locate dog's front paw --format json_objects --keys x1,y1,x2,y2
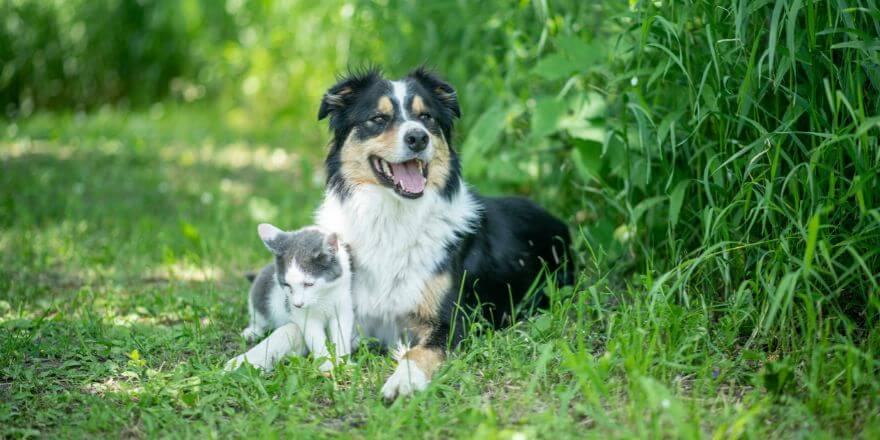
[
  {"x1": 224, "y1": 354, "x2": 267, "y2": 372},
  {"x1": 381, "y1": 359, "x2": 428, "y2": 402}
]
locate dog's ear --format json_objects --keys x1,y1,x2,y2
[
  {"x1": 258, "y1": 223, "x2": 286, "y2": 255},
  {"x1": 408, "y1": 66, "x2": 461, "y2": 119},
  {"x1": 318, "y1": 69, "x2": 383, "y2": 121}
]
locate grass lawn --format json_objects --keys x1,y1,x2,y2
[{"x1": 1, "y1": 109, "x2": 877, "y2": 438}]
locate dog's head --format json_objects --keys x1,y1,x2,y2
[{"x1": 318, "y1": 67, "x2": 461, "y2": 200}]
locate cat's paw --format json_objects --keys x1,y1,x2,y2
[
  {"x1": 318, "y1": 360, "x2": 335, "y2": 373},
  {"x1": 224, "y1": 354, "x2": 267, "y2": 372},
  {"x1": 240, "y1": 326, "x2": 263, "y2": 343}
]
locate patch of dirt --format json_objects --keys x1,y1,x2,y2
[{"x1": 316, "y1": 412, "x2": 367, "y2": 432}]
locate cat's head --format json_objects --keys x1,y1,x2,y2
[{"x1": 257, "y1": 223, "x2": 344, "y2": 308}]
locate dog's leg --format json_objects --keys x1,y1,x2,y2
[
  {"x1": 381, "y1": 340, "x2": 445, "y2": 402},
  {"x1": 381, "y1": 272, "x2": 453, "y2": 401}
]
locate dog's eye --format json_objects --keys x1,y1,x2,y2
[
  {"x1": 370, "y1": 115, "x2": 388, "y2": 124},
  {"x1": 419, "y1": 113, "x2": 434, "y2": 122}
]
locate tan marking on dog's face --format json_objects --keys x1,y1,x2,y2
[
  {"x1": 426, "y1": 136, "x2": 452, "y2": 190},
  {"x1": 377, "y1": 96, "x2": 393, "y2": 114},
  {"x1": 401, "y1": 346, "x2": 444, "y2": 378},
  {"x1": 416, "y1": 272, "x2": 451, "y2": 320},
  {"x1": 411, "y1": 95, "x2": 426, "y2": 116},
  {"x1": 339, "y1": 129, "x2": 398, "y2": 187}
]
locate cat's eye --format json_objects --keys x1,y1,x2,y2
[
  {"x1": 280, "y1": 282, "x2": 292, "y2": 291},
  {"x1": 303, "y1": 281, "x2": 314, "y2": 288}
]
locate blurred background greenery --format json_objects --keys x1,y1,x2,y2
[
  {"x1": 4, "y1": 0, "x2": 880, "y2": 334},
  {"x1": 4, "y1": 0, "x2": 880, "y2": 337},
  {"x1": 2, "y1": 0, "x2": 880, "y2": 434}
]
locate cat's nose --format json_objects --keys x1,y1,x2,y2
[{"x1": 292, "y1": 300, "x2": 304, "y2": 308}]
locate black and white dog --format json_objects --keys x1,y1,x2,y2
[{"x1": 314, "y1": 67, "x2": 572, "y2": 400}]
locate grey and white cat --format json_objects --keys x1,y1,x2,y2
[{"x1": 225, "y1": 223, "x2": 353, "y2": 372}]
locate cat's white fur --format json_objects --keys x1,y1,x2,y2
[{"x1": 225, "y1": 231, "x2": 353, "y2": 373}]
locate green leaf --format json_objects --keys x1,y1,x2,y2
[
  {"x1": 803, "y1": 211, "x2": 820, "y2": 273},
  {"x1": 533, "y1": 54, "x2": 578, "y2": 80},
  {"x1": 556, "y1": 36, "x2": 600, "y2": 67},
  {"x1": 831, "y1": 39, "x2": 880, "y2": 50},
  {"x1": 668, "y1": 180, "x2": 688, "y2": 227},
  {"x1": 181, "y1": 222, "x2": 201, "y2": 245},
  {"x1": 571, "y1": 139, "x2": 603, "y2": 182},
  {"x1": 762, "y1": 272, "x2": 798, "y2": 334},
  {"x1": 533, "y1": 37, "x2": 601, "y2": 80},
  {"x1": 530, "y1": 97, "x2": 566, "y2": 139},
  {"x1": 856, "y1": 115, "x2": 880, "y2": 135},
  {"x1": 533, "y1": 314, "x2": 553, "y2": 333},
  {"x1": 633, "y1": 196, "x2": 666, "y2": 224},
  {"x1": 462, "y1": 103, "x2": 514, "y2": 175},
  {"x1": 657, "y1": 108, "x2": 684, "y2": 147}
]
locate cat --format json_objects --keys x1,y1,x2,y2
[{"x1": 225, "y1": 223, "x2": 353, "y2": 372}]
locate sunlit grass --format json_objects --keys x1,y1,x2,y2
[
  {"x1": 2, "y1": 101, "x2": 878, "y2": 436},
  {"x1": 2, "y1": 0, "x2": 879, "y2": 437}
]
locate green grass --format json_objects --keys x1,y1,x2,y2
[
  {"x1": 3, "y1": 0, "x2": 880, "y2": 438},
  {"x1": 1, "y1": 108, "x2": 877, "y2": 438}
]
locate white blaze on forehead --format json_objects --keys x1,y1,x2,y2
[
  {"x1": 391, "y1": 80, "x2": 410, "y2": 120},
  {"x1": 283, "y1": 257, "x2": 312, "y2": 286},
  {"x1": 390, "y1": 80, "x2": 432, "y2": 154}
]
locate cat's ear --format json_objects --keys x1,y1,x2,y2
[
  {"x1": 324, "y1": 233, "x2": 339, "y2": 255},
  {"x1": 258, "y1": 223, "x2": 285, "y2": 254}
]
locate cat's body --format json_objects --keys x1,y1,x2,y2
[{"x1": 225, "y1": 224, "x2": 353, "y2": 372}]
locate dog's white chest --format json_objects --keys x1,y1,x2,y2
[{"x1": 316, "y1": 186, "x2": 477, "y2": 345}]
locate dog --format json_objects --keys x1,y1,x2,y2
[{"x1": 314, "y1": 67, "x2": 573, "y2": 400}]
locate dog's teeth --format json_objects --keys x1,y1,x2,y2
[
  {"x1": 382, "y1": 160, "x2": 393, "y2": 176},
  {"x1": 417, "y1": 161, "x2": 423, "y2": 174}
]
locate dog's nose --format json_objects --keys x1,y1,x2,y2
[{"x1": 404, "y1": 129, "x2": 429, "y2": 152}]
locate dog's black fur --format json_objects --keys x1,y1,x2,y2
[
  {"x1": 318, "y1": 67, "x2": 573, "y2": 349},
  {"x1": 232, "y1": 68, "x2": 574, "y2": 400}
]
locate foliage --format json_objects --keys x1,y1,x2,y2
[
  {"x1": 2, "y1": 0, "x2": 880, "y2": 437},
  {"x1": 0, "y1": 0, "x2": 194, "y2": 113}
]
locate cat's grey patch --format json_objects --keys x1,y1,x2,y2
[
  {"x1": 250, "y1": 263, "x2": 277, "y2": 320},
  {"x1": 268, "y1": 228, "x2": 343, "y2": 282},
  {"x1": 275, "y1": 254, "x2": 288, "y2": 287}
]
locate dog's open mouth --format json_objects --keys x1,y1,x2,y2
[{"x1": 370, "y1": 155, "x2": 428, "y2": 199}]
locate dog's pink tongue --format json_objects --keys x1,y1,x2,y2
[{"x1": 390, "y1": 160, "x2": 425, "y2": 194}]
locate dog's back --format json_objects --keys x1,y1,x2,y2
[{"x1": 456, "y1": 195, "x2": 573, "y2": 327}]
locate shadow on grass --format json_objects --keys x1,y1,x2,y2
[{"x1": 0, "y1": 139, "x2": 324, "y2": 303}]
